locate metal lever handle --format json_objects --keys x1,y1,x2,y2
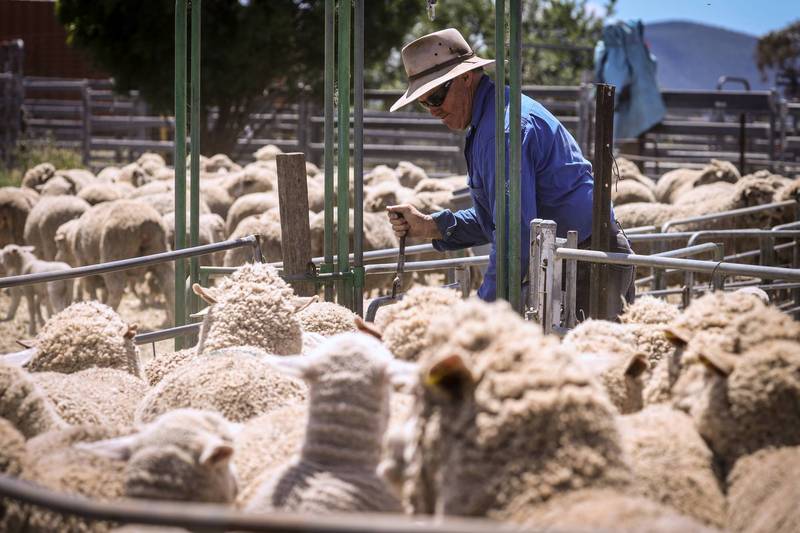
[{"x1": 391, "y1": 214, "x2": 407, "y2": 298}]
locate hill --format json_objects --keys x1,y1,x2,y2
[{"x1": 643, "y1": 20, "x2": 776, "y2": 91}]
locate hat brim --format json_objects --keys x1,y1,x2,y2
[{"x1": 389, "y1": 56, "x2": 495, "y2": 113}]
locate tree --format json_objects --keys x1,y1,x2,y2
[
  {"x1": 370, "y1": 0, "x2": 617, "y2": 90},
  {"x1": 757, "y1": 20, "x2": 800, "y2": 99},
  {"x1": 55, "y1": 0, "x2": 419, "y2": 154}
]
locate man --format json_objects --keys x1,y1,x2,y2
[{"x1": 386, "y1": 28, "x2": 634, "y2": 319}]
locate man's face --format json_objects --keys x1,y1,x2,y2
[{"x1": 419, "y1": 72, "x2": 475, "y2": 131}]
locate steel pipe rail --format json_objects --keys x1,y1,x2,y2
[
  {"x1": 628, "y1": 229, "x2": 800, "y2": 243},
  {"x1": 660, "y1": 200, "x2": 795, "y2": 233},
  {"x1": 0, "y1": 236, "x2": 262, "y2": 289},
  {"x1": 364, "y1": 255, "x2": 490, "y2": 275},
  {"x1": 554, "y1": 248, "x2": 800, "y2": 282},
  {"x1": 134, "y1": 323, "x2": 201, "y2": 345},
  {"x1": 0, "y1": 474, "x2": 527, "y2": 533},
  {"x1": 652, "y1": 242, "x2": 721, "y2": 258}
]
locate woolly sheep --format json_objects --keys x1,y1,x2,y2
[
  {"x1": 23, "y1": 194, "x2": 90, "y2": 261},
  {"x1": 77, "y1": 182, "x2": 128, "y2": 205},
  {"x1": 618, "y1": 405, "x2": 726, "y2": 527},
  {"x1": 0, "y1": 186, "x2": 38, "y2": 248},
  {"x1": 395, "y1": 161, "x2": 427, "y2": 188},
  {"x1": 572, "y1": 350, "x2": 648, "y2": 414},
  {"x1": 117, "y1": 162, "x2": 148, "y2": 187},
  {"x1": 204, "y1": 153, "x2": 242, "y2": 174},
  {"x1": 22, "y1": 300, "x2": 142, "y2": 377},
  {"x1": 0, "y1": 418, "x2": 26, "y2": 531},
  {"x1": 225, "y1": 191, "x2": 279, "y2": 234},
  {"x1": 374, "y1": 286, "x2": 462, "y2": 362},
  {"x1": 612, "y1": 179, "x2": 656, "y2": 205},
  {"x1": 296, "y1": 301, "x2": 356, "y2": 337},
  {"x1": 72, "y1": 200, "x2": 175, "y2": 320},
  {"x1": 364, "y1": 181, "x2": 415, "y2": 212},
  {"x1": 128, "y1": 180, "x2": 173, "y2": 198},
  {"x1": 41, "y1": 169, "x2": 95, "y2": 196},
  {"x1": 0, "y1": 244, "x2": 73, "y2": 334},
  {"x1": 218, "y1": 167, "x2": 275, "y2": 200},
  {"x1": 364, "y1": 164, "x2": 400, "y2": 187},
  {"x1": 0, "y1": 362, "x2": 68, "y2": 439},
  {"x1": 400, "y1": 298, "x2": 638, "y2": 522},
  {"x1": 242, "y1": 333, "x2": 410, "y2": 514},
  {"x1": 96, "y1": 166, "x2": 121, "y2": 182},
  {"x1": 33, "y1": 368, "x2": 148, "y2": 427},
  {"x1": 162, "y1": 212, "x2": 226, "y2": 266},
  {"x1": 673, "y1": 181, "x2": 734, "y2": 205},
  {"x1": 136, "y1": 152, "x2": 166, "y2": 169},
  {"x1": 619, "y1": 295, "x2": 680, "y2": 325},
  {"x1": 726, "y1": 445, "x2": 800, "y2": 533},
  {"x1": 133, "y1": 191, "x2": 211, "y2": 216},
  {"x1": 223, "y1": 208, "x2": 284, "y2": 266},
  {"x1": 655, "y1": 159, "x2": 739, "y2": 204},
  {"x1": 254, "y1": 144, "x2": 283, "y2": 162},
  {"x1": 193, "y1": 262, "x2": 311, "y2": 355},
  {"x1": 309, "y1": 209, "x2": 398, "y2": 258},
  {"x1": 672, "y1": 337, "x2": 800, "y2": 469},
  {"x1": 134, "y1": 349, "x2": 307, "y2": 424},
  {"x1": 142, "y1": 348, "x2": 196, "y2": 387},
  {"x1": 21, "y1": 163, "x2": 56, "y2": 192}
]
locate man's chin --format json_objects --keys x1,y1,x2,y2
[{"x1": 442, "y1": 117, "x2": 467, "y2": 131}]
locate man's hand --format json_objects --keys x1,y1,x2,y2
[{"x1": 386, "y1": 204, "x2": 442, "y2": 240}]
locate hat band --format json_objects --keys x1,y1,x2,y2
[{"x1": 407, "y1": 51, "x2": 475, "y2": 82}]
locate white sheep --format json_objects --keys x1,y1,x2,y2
[
  {"x1": 296, "y1": 301, "x2": 357, "y2": 337},
  {"x1": 0, "y1": 244, "x2": 73, "y2": 335},
  {"x1": 241, "y1": 332, "x2": 411, "y2": 514},
  {"x1": 162, "y1": 212, "x2": 226, "y2": 266},
  {"x1": 225, "y1": 191, "x2": 279, "y2": 235},
  {"x1": 395, "y1": 161, "x2": 427, "y2": 188},
  {"x1": 142, "y1": 348, "x2": 197, "y2": 386},
  {"x1": 619, "y1": 296, "x2": 680, "y2": 325},
  {"x1": 21, "y1": 163, "x2": 58, "y2": 192},
  {"x1": 0, "y1": 362, "x2": 68, "y2": 439},
  {"x1": 0, "y1": 186, "x2": 38, "y2": 248},
  {"x1": 254, "y1": 144, "x2": 283, "y2": 162},
  {"x1": 0, "y1": 417, "x2": 27, "y2": 531},
  {"x1": 23, "y1": 195, "x2": 90, "y2": 261},
  {"x1": 223, "y1": 209, "x2": 284, "y2": 266},
  {"x1": 612, "y1": 179, "x2": 656, "y2": 205},
  {"x1": 77, "y1": 182, "x2": 131, "y2": 205}
]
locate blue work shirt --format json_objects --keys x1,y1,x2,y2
[{"x1": 431, "y1": 75, "x2": 595, "y2": 301}]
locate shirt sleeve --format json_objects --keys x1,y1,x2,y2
[{"x1": 430, "y1": 208, "x2": 490, "y2": 251}]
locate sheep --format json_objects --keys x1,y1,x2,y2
[
  {"x1": 96, "y1": 166, "x2": 121, "y2": 182},
  {"x1": 364, "y1": 164, "x2": 400, "y2": 187},
  {"x1": 134, "y1": 349, "x2": 307, "y2": 424},
  {"x1": 242, "y1": 332, "x2": 409, "y2": 514},
  {"x1": 162, "y1": 212, "x2": 226, "y2": 266},
  {"x1": 296, "y1": 301, "x2": 357, "y2": 337},
  {"x1": 726, "y1": 445, "x2": 800, "y2": 533},
  {"x1": 619, "y1": 295, "x2": 680, "y2": 325},
  {"x1": 41, "y1": 169, "x2": 95, "y2": 196},
  {"x1": 77, "y1": 182, "x2": 129, "y2": 205},
  {"x1": 194, "y1": 183, "x2": 233, "y2": 219},
  {"x1": 618, "y1": 404, "x2": 726, "y2": 528},
  {"x1": 0, "y1": 417, "x2": 27, "y2": 531},
  {"x1": 136, "y1": 152, "x2": 166, "y2": 170},
  {"x1": 142, "y1": 348, "x2": 197, "y2": 387},
  {"x1": 71, "y1": 200, "x2": 175, "y2": 320},
  {"x1": 223, "y1": 209, "x2": 284, "y2": 266},
  {"x1": 0, "y1": 186, "x2": 38, "y2": 248},
  {"x1": 0, "y1": 244, "x2": 73, "y2": 335},
  {"x1": 395, "y1": 161, "x2": 427, "y2": 188},
  {"x1": 364, "y1": 181, "x2": 415, "y2": 213},
  {"x1": 128, "y1": 180, "x2": 173, "y2": 199},
  {"x1": 23, "y1": 194, "x2": 90, "y2": 261},
  {"x1": 33, "y1": 368, "x2": 148, "y2": 427},
  {"x1": 133, "y1": 192, "x2": 211, "y2": 216},
  {"x1": 0, "y1": 362, "x2": 68, "y2": 439},
  {"x1": 20, "y1": 300, "x2": 142, "y2": 377},
  {"x1": 309, "y1": 209, "x2": 398, "y2": 258},
  {"x1": 612, "y1": 179, "x2": 656, "y2": 205},
  {"x1": 21, "y1": 163, "x2": 56, "y2": 192},
  {"x1": 374, "y1": 286, "x2": 462, "y2": 362},
  {"x1": 254, "y1": 144, "x2": 282, "y2": 162},
  {"x1": 192, "y1": 262, "x2": 312, "y2": 355},
  {"x1": 573, "y1": 350, "x2": 648, "y2": 414},
  {"x1": 655, "y1": 159, "x2": 740, "y2": 204},
  {"x1": 673, "y1": 181, "x2": 734, "y2": 205},
  {"x1": 398, "y1": 298, "x2": 707, "y2": 528},
  {"x1": 117, "y1": 162, "x2": 148, "y2": 187},
  {"x1": 225, "y1": 191, "x2": 279, "y2": 234},
  {"x1": 204, "y1": 153, "x2": 242, "y2": 173}
]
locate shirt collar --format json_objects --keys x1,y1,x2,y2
[{"x1": 469, "y1": 74, "x2": 494, "y2": 131}]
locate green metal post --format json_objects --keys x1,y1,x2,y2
[
  {"x1": 323, "y1": 0, "x2": 335, "y2": 302},
  {"x1": 508, "y1": 0, "x2": 522, "y2": 312},
  {"x1": 174, "y1": 0, "x2": 187, "y2": 349},
  {"x1": 189, "y1": 0, "x2": 201, "y2": 319},
  {"x1": 494, "y1": 0, "x2": 507, "y2": 302},
  {"x1": 353, "y1": 0, "x2": 364, "y2": 315},
  {"x1": 336, "y1": 0, "x2": 351, "y2": 308}
]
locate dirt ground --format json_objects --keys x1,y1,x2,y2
[{"x1": 0, "y1": 289, "x2": 175, "y2": 361}]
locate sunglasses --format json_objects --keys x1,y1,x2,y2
[{"x1": 419, "y1": 79, "x2": 454, "y2": 109}]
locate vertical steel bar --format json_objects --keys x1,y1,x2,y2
[
  {"x1": 323, "y1": 0, "x2": 335, "y2": 302},
  {"x1": 527, "y1": 218, "x2": 542, "y2": 320},
  {"x1": 173, "y1": 0, "x2": 187, "y2": 348},
  {"x1": 539, "y1": 221, "x2": 557, "y2": 334},
  {"x1": 508, "y1": 0, "x2": 522, "y2": 312},
  {"x1": 564, "y1": 230, "x2": 578, "y2": 328},
  {"x1": 712, "y1": 242, "x2": 725, "y2": 291},
  {"x1": 494, "y1": 0, "x2": 507, "y2": 302},
  {"x1": 353, "y1": 0, "x2": 364, "y2": 316},
  {"x1": 189, "y1": 0, "x2": 201, "y2": 319},
  {"x1": 794, "y1": 196, "x2": 800, "y2": 307},
  {"x1": 336, "y1": 0, "x2": 351, "y2": 308},
  {"x1": 589, "y1": 84, "x2": 615, "y2": 320}
]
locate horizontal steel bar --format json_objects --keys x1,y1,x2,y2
[
  {"x1": 134, "y1": 323, "x2": 201, "y2": 345},
  {"x1": 623, "y1": 225, "x2": 657, "y2": 235},
  {"x1": 653, "y1": 243, "x2": 720, "y2": 258},
  {"x1": 554, "y1": 248, "x2": 800, "y2": 281},
  {"x1": 0, "y1": 474, "x2": 525, "y2": 533},
  {"x1": 364, "y1": 255, "x2": 490, "y2": 275},
  {"x1": 0, "y1": 236, "x2": 259, "y2": 289},
  {"x1": 662, "y1": 201, "x2": 795, "y2": 232},
  {"x1": 628, "y1": 229, "x2": 800, "y2": 243}
]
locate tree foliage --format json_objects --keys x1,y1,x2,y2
[
  {"x1": 55, "y1": 0, "x2": 418, "y2": 153},
  {"x1": 757, "y1": 20, "x2": 800, "y2": 99}
]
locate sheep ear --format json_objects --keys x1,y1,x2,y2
[
  {"x1": 625, "y1": 353, "x2": 648, "y2": 378},
  {"x1": 1, "y1": 347, "x2": 37, "y2": 367},
  {"x1": 75, "y1": 434, "x2": 138, "y2": 460},
  {"x1": 22, "y1": 246, "x2": 35, "y2": 253},
  {"x1": 189, "y1": 307, "x2": 211, "y2": 319},
  {"x1": 291, "y1": 295, "x2": 318, "y2": 314},
  {"x1": 387, "y1": 358, "x2": 418, "y2": 390},
  {"x1": 354, "y1": 316, "x2": 382, "y2": 340},
  {"x1": 260, "y1": 354, "x2": 312, "y2": 379},
  {"x1": 123, "y1": 323, "x2": 138, "y2": 340},
  {"x1": 200, "y1": 441, "x2": 234, "y2": 466},
  {"x1": 16, "y1": 338, "x2": 36, "y2": 349},
  {"x1": 699, "y1": 350, "x2": 736, "y2": 377},
  {"x1": 424, "y1": 354, "x2": 473, "y2": 400},
  {"x1": 665, "y1": 325, "x2": 691, "y2": 345},
  {"x1": 192, "y1": 283, "x2": 218, "y2": 305}
]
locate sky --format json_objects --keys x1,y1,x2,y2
[{"x1": 590, "y1": 0, "x2": 799, "y2": 36}]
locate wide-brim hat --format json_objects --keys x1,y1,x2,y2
[{"x1": 390, "y1": 28, "x2": 495, "y2": 113}]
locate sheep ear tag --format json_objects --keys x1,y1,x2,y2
[
  {"x1": 425, "y1": 354, "x2": 473, "y2": 400},
  {"x1": 192, "y1": 283, "x2": 218, "y2": 305},
  {"x1": 200, "y1": 441, "x2": 234, "y2": 466},
  {"x1": 190, "y1": 307, "x2": 211, "y2": 319},
  {"x1": 355, "y1": 316, "x2": 383, "y2": 340},
  {"x1": 74, "y1": 434, "x2": 138, "y2": 460},
  {"x1": 1, "y1": 347, "x2": 37, "y2": 367}
]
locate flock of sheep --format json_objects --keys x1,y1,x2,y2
[
  {"x1": 0, "y1": 260, "x2": 798, "y2": 532},
  {"x1": 0, "y1": 146, "x2": 465, "y2": 337}
]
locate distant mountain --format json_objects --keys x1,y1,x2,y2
[{"x1": 643, "y1": 20, "x2": 776, "y2": 91}]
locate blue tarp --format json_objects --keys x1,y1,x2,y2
[{"x1": 594, "y1": 20, "x2": 666, "y2": 140}]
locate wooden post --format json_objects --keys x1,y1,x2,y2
[
  {"x1": 589, "y1": 84, "x2": 615, "y2": 320},
  {"x1": 277, "y1": 152, "x2": 315, "y2": 297}
]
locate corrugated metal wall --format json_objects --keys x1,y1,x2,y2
[{"x1": 0, "y1": 0, "x2": 107, "y2": 78}]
